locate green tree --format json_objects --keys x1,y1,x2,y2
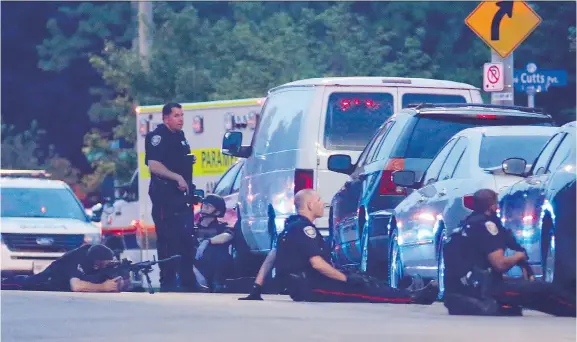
[{"x1": 1, "y1": 121, "x2": 56, "y2": 170}]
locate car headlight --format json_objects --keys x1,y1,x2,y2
[{"x1": 84, "y1": 233, "x2": 102, "y2": 245}]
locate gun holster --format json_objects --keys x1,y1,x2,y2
[
  {"x1": 464, "y1": 267, "x2": 494, "y2": 299},
  {"x1": 287, "y1": 272, "x2": 312, "y2": 301}
]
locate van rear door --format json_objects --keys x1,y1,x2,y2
[{"x1": 316, "y1": 86, "x2": 399, "y2": 231}]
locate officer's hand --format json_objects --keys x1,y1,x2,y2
[
  {"x1": 195, "y1": 240, "x2": 210, "y2": 260},
  {"x1": 176, "y1": 175, "x2": 189, "y2": 192},
  {"x1": 346, "y1": 273, "x2": 367, "y2": 287},
  {"x1": 238, "y1": 284, "x2": 263, "y2": 301},
  {"x1": 521, "y1": 267, "x2": 535, "y2": 281},
  {"x1": 103, "y1": 277, "x2": 122, "y2": 292}
]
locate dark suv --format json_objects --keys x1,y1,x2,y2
[{"x1": 327, "y1": 103, "x2": 555, "y2": 278}]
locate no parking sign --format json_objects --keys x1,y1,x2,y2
[{"x1": 483, "y1": 62, "x2": 504, "y2": 92}]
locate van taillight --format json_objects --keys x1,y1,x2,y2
[
  {"x1": 378, "y1": 158, "x2": 406, "y2": 196},
  {"x1": 294, "y1": 169, "x2": 314, "y2": 195},
  {"x1": 463, "y1": 195, "x2": 475, "y2": 210}
]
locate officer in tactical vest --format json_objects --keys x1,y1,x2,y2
[
  {"x1": 443, "y1": 189, "x2": 576, "y2": 317},
  {"x1": 194, "y1": 194, "x2": 235, "y2": 293},
  {"x1": 239, "y1": 189, "x2": 439, "y2": 304}
]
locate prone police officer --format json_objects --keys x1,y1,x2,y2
[
  {"x1": 443, "y1": 189, "x2": 576, "y2": 317},
  {"x1": 145, "y1": 102, "x2": 197, "y2": 292},
  {"x1": 239, "y1": 189, "x2": 439, "y2": 304},
  {"x1": 193, "y1": 194, "x2": 235, "y2": 293},
  {"x1": 1, "y1": 244, "x2": 127, "y2": 293}
]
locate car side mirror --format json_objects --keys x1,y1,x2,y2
[
  {"x1": 502, "y1": 158, "x2": 527, "y2": 177},
  {"x1": 392, "y1": 170, "x2": 419, "y2": 189},
  {"x1": 222, "y1": 131, "x2": 251, "y2": 158},
  {"x1": 327, "y1": 154, "x2": 354, "y2": 175},
  {"x1": 90, "y1": 203, "x2": 103, "y2": 222}
]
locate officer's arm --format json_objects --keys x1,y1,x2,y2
[
  {"x1": 255, "y1": 248, "x2": 277, "y2": 286},
  {"x1": 209, "y1": 229, "x2": 235, "y2": 245},
  {"x1": 69, "y1": 278, "x2": 120, "y2": 293},
  {"x1": 148, "y1": 160, "x2": 183, "y2": 182},
  {"x1": 487, "y1": 249, "x2": 527, "y2": 273},
  {"x1": 309, "y1": 256, "x2": 347, "y2": 282}
]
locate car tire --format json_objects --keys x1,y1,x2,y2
[
  {"x1": 541, "y1": 216, "x2": 560, "y2": 286},
  {"x1": 436, "y1": 227, "x2": 447, "y2": 301},
  {"x1": 360, "y1": 221, "x2": 388, "y2": 280},
  {"x1": 388, "y1": 228, "x2": 404, "y2": 288}
]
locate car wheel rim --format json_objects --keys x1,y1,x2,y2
[
  {"x1": 545, "y1": 236, "x2": 555, "y2": 283},
  {"x1": 438, "y1": 241, "x2": 445, "y2": 299},
  {"x1": 389, "y1": 236, "x2": 401, "y2": 288}
]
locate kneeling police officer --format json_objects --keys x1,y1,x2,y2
[
  {"x1": 1, "y1": 244, "x2": 128, "y2": 293},
  {"x1": 443, "y1": 189, "x2": 576, "y2": 317},
  {"x1": 194, "y1": 194, "x2": 234, "y2": 293},
  {"x1": 240, "y1": 189, "x2": 438, "y2": 304}
]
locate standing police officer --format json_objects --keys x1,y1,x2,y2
[
  {"x1": 145, "y1": 102, "x2": 197, "y2": 292},
  {"x1": 239, "y1": 189, "x2": 438, "y2": 304},
  {"x1": 443, "y1": 189, "x2": 576, "y2": 317},
  {"x1": 194, "y1": 194, "x2": 235, "y2": 293}
]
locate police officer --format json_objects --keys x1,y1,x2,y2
[
  {"x1": 1, "y1": 244, "x2": 126, "y2": 292},
  {"x1": 145, "y1": 102, "x2": 197, "y2": 292},
  {"x1": 193, "y1": 194, "x2": 235, "y2": 293},
  {"x1": 239, "y1": 189, "x2": 439, "y2": 304},
  {"x1": 443, "y1": 189, "x2": 576, "y2": 317}
]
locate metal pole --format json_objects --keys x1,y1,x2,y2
[
  {"x1": 527, "y1": 86, "x2": 536, "y2": 108},
  {"x1": 138, "y1": 1, "x2": 153, "y2": 69},
  {"x1": 490, "y1": 50, "x2": 514, "y2": 105}
]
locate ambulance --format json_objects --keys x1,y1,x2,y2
[{"x1": 132, "y1": 98, "x2": 264, "y2": 262}]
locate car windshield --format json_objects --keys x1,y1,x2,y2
[
  {"x1": 324, "y1": 92, "x2": 395, "y2": 151},
  {"x1": 479, "y1": 135, "x2": 552, "y2": 169},
  {"x1": 1, "y1": 187, "x2": 88, "y2": 221}
]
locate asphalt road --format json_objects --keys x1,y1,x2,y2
[{"x1": 2, "y1": 291, "x2": 575, "y2": 342}]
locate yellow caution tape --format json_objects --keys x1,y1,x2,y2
[{"x1": 138, "y1": 148, "x2": 237, "y2": 179}]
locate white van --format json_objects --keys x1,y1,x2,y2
[{"x1": 222, "y1": 77, "x2": 483, "y2": 259}]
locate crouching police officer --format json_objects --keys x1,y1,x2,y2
[
  {"x1": 443, "y1": 189, "x2": 576, "y2": 317},
  {"x1": 145, "y1": 102, "x2": 198, "y2": 292},
  {"x1": 239, "y1": 189, "x2": 438, "y2": 304},
  {"x1": 1, "y1": 244, "x2": 128, "y2": 292},
  {"x1": 194, "y1": 194, "x2": 234, "y2": 293}
]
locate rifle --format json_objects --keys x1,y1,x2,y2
[{"x1": 87, "y1": 255, "x2": 182, "y2": 294}]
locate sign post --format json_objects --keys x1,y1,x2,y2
[{"x1": 465, "y1": 1, "x2": 542, "y2": 106}]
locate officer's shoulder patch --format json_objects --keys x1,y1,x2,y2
[
  {"x1": 485, "y1": 221, "x2": 498, "y2": 236},
  {"x1": 303, "y1": 226, "x2": 317, "y2": 238},
  {"x1": 151, "y1": 135, "x2": 162, "y2": 146}
]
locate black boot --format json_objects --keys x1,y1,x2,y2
[{"x1": 409, "y1": 280, "x2": 439, "y2": 305}]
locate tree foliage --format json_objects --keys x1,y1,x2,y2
[{"x1": 34, "y1": 1, "x2": 576, "y2": 194}]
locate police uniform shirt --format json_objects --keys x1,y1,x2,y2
[
  {"x1": 196, "y1": 220, "x2": 235, "y2": 253},
  {"x1": 145, "y1": 124, "x2": 191, "y2": 182},
  {"x1": 44, "y1": 245, "x2": 96, "y2": 291},
  {"x1": 275, "y1": 215, "x2": 328, "y2": 279},
  {"x1": 465, "y1": 212, "x2": 508, "y2": 278}
]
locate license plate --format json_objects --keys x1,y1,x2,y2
[{"x1": 32, "y1": 260, "x2": 51, "y2": 274}]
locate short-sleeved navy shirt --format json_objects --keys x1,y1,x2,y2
[
  {"x1": 42, "y1": 245, "x2": 93, "y2": 291},
  {"x1": 274, "y1": 215, "x2": 328, "y2": 280},
  {"x1": 465, "y1": 212, "x2": 508, "y2": 279},
  {"x1": 145, "y1": 124, "x2": 191, "y2": 185}
]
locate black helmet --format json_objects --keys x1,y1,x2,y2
[{"x1": 202, "y1": 194, "x2": 226, "y2": 218}]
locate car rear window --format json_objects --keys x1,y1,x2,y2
[
  {"x1": 402, "y1": 93, "x2": 467, "y2": 108},
  {"x1": 324, "y1": 92, "x2": 394, "y2": 151},
  {"x1": 479, "y1": 135, "x2": 552, "y2": 169},
  {"x1": 400, "y1": 116, "x2": 553, "y2": 159},
  {"x1": 0, "y1": 188, "x2": 87, "y2": 221}
]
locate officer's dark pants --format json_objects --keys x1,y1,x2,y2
[
  {"x1": 290, "y1": 275, "x2": 413, "y2": 303},
  {"x1": 491, "y1": 279, "x2": 576, "y2": 317},
  {"x1": 195, "y1": 245, "x2": 233, "y2": 286},
  {"x1": 445, "y1": 280, "x2": 576, "y2": 317},
  {"x1": 1, "y1": 274, "x2": 54, "y2": 291},
  {"x1": 151, "y1": 205, "x2": 196, "y2": 290}
]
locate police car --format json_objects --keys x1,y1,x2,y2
[{"x1": 1, "y1": 177, "x2": 102, "y2": 275}]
